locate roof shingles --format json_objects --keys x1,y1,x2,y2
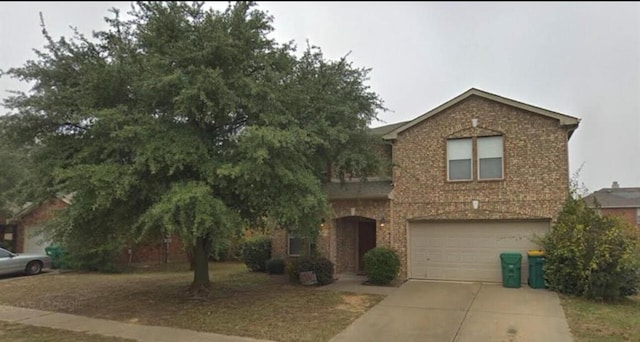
[{"x1": 583, "y1": 188, "x2": 640, "y2": 208}]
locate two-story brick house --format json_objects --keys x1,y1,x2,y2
[{"x1": 272, "y1": 88, "x2": 580, "y2": 283}]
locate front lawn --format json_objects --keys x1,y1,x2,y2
[
  {"x1": 0, "y1": 262, "x2": 383, "y2": 342},
  {"x1": 561, "y1": 295, "x2": 640, "y2": 341}
]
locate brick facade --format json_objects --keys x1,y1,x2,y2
[
  {"x1": 601, "y1": 208, "x2": 639, "y2": 228},
  {"x1": 271, "y1": 229, "x2": 288, "y2": 258},
  {"x1": 328, "y1": 199, "x2": 391, "y2": 269},
  {"x1": 271, "y1": 91, "x2": 576, "y2": 280},
  {"x1": 389, "y1": 95, "x2": 572, "y2": 278},
  {"x1": 119, "y1": 234, "x2": 187, "y2": 266},
  {"x1": 271, "y1": 198, "x2": 390, "y2": 274}
]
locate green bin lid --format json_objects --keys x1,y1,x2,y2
[{"x1": 500, "y1": 252, "x2": 522, "y2": 262}]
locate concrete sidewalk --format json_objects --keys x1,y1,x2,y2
[{"x1": 0, "y1": 305, "x2": 271, "y2": 342}]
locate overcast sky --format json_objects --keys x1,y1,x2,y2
[{"x1": 1, "y1": 2, "x2": 639, "y2": 192}]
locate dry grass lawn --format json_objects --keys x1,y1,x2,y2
[
  {"x1": 0, "y1": 262, "x2": 383, "y2": 342},
  {"x1": 561, "y1": 295, "x2": 640, "y2": 342}
]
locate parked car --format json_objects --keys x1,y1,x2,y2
[{"x1": 0, "y1": 247, "x2": 51, "y2": 276}]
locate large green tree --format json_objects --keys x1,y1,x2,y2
[
  {"x1": 1, "y1": 2, "x2": 383, "y2": 291},
  {"x1": 0, "y1": 140, "x2": 27, "y2": 217},
  {"x1": 0, "y1": 116, "x2": 41, "y2": 217}
]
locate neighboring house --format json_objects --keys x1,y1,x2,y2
[
  {"x1": 10, "y1": 196, "x2": 186, "y2": 265},
  {"x1": 583, "y1": 182, "x2": 640, "y2": 228},
  {"x1": 272, "y1": 88, "x2": 580, "y2": 283},
  {"x1": 0, "y1": 213, "x2": 17, "y2": 252},
  {"x1": 13, "y1": 197, "x2": 69, "y2": 255}
]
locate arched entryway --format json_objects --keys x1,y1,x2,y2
[{"x1": 334, "y1": 216, "x2": 377, "y2": 274}]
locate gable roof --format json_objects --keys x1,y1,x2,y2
[
  {"x1": 324, "y1": 180, "x2": 393, "y2": 200},
  {"x1": 583, "y1": 187, "x2": 640, "y2": 208},
  {"x1": 370, "y1": 121, "x2": 410, "y2": 136},
  {"x1": 382, "y1": 88, "x2": 581, "y2": 140},
  {"x1": 10, "y1": 194, "x2": 73, "y2": 221}
]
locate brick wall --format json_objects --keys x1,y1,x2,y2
[
  {"x1": 270, "y1": 198, "x2": 390, "y2": 274},
  {"x1": 335, "y1": 217, "x2": 357, "y2": 273},
  {"x1": 390, "y1": 95, "x2": 572, "y2": 279},
  {"x1": 601, "y1": 208, "x2": 639, "y2": 228},
  {"x1": 119, "y1": 234, "x2": 187, "y2": 266},
  {"x1": 327, "y1": 199, "x2": 390, "y2": 273},
  {"x1": 271, "y1": 229, "x2": 288, "y2": 259}
]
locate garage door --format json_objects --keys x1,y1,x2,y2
[
  {"x1": 409, "y1": 221, "x2": 549, "y2": 282},
  {"x1": 24, "y1": 225, "x2": 50, "y2": 255}
]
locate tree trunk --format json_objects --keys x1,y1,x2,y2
[
  {"x1": 186, "y1": 249, "x2": 195, "y2": 270},
  {"x1": 189, "y1": 235, "x2": 212, "y2": 295}
]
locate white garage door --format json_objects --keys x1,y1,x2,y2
[
  {"x1": 24, "y1": 225, "x2": 50, "y2": 255},
  {"x1": 409, "y1": 221, "x2": 549, "y2": 283}
]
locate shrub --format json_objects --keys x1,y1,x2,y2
[
  {"x1": 241, "y1": 236, "x2": 271, "y2": 272},
  {"x1": 287, "y1": 256, "x2": 335, "y2": 285},
  {"x1": 209, "y1": 239, "x2": 230, "y2": 261},
  {"x1": 312, "y1": 257, "x2": 335, "y2": 285},
  {"x1": 266, "y1": 258, "x2": 285, "y2": 274},
  {"x1": 539, "y1": 194, "x2": 640, "y2": 301},
  {"x1": 60, "y1": 230, "x2": 124, "y2": 272},
  {"x1": 621, "y1": 267, "x2": 640, "y2": 297},
  {"x1": 209, "y1": 236, "x2": 243, "y2": 262},
  {"x1": 286, "y1": 258, "x2": 300, "y2": 283},
  {"x1": 64, "y1": 242, "x2": 121, "y2": 273},
  {"x1": 363, "y1": 247, "x2": 400, "y2": 285}
]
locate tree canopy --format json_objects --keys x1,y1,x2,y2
[{"x1": 1, "y1": 1, "x2": 384, "y2": 290}]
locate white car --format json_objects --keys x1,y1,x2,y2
[{"x1": 0, "y1": 247, "x2": 51, "y2": 276}]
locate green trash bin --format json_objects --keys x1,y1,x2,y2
[
  {"x1": 45, "y1": 245, "x2": 68, "y2": 269},
  {"x1": 527, "y1": 250, "x2": 545, "y2": 289},
  {"x1": 45, "y1": 245, "x2": 61, "y2": 269},
  {"x1": 500, "y1": 253, "x2": 522, "y2": 288}
]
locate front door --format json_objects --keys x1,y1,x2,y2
[{"x1": 357, "y1": 221, "x2": 376, "y2": 273}]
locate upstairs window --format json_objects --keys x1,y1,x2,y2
[
  {"x1": 447, "y1": 138, "x2": 472, "y2": 181},
  {"x1": 478, "y1": 136, "x2": 504, "y2": 180}
]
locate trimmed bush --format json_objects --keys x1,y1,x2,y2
[
  {"x1": 241, "y1": 236, "x2": 271, "y2": 272},
  {"x1": 312, "y1": 257, "x2": 335, "y2": 285},
  {"x1": 287, "y1": 256, "x2": 335, "y2": 285},
  {"x1": 266, "y1": 258, "x2": 285, "y2": 274},
  {"x1": 539, "y1": 195, "x2": 640, "y2": 301},
  {"x1": 363, "y1": 247, "x2": 400, "y2": 285}
]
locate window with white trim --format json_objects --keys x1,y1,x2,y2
[
  {"x1": 447, "y1": 138, "x2": 472, "y2": 181},
  {"x1": 478, "y1": 136, "x2": 504, "y2": 180},
  {"x1": 636, "y1": 208, "x2": 640, "y2": 225}
]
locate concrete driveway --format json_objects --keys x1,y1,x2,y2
[{"x1": 330, "y1": 281, "x2": 572, "y2": 342}]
